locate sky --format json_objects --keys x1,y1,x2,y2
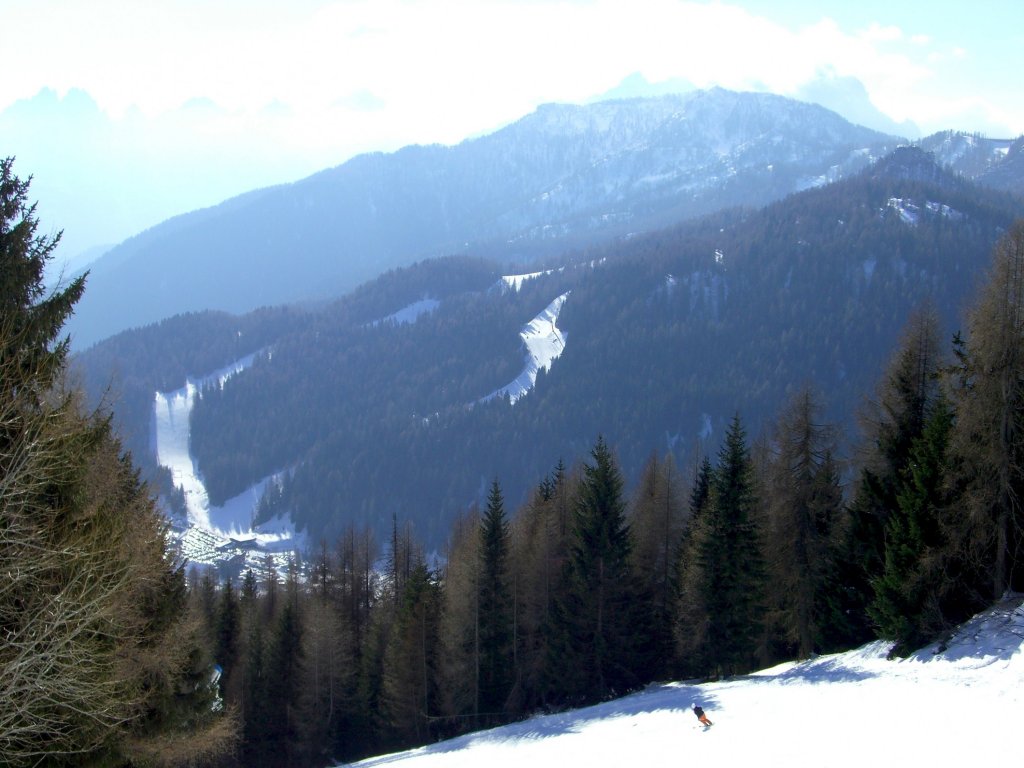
[
  {"x1": 3, "y1": 0, "x2": 1023, "y2": 264},
  {"x1": 338, "y1": 598, "x2": 1024, "y2": 767}
]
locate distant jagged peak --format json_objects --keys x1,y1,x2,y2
[
  {"x1": 587, "y1": 72, "x2": 696, "y2": 103},
  {"x1": 511, "y1": 86, "x2": 887, "y2": 144},
  {"x1": 516, "y1": 92, "x2": 693, "y2": 138},
  {"x1": 795, "y1": 71, "x2": 919, "y2": 139}
]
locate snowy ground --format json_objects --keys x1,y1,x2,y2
[
  {"x1": 152, "y1": 354, "x2": 303, "y2": 570},
  {"x1": 341, "y1": 597, "x2": 1024, "y2": 768},
  {"x1": 499, "y1": 269, "x2": 560, "y2": 293}
]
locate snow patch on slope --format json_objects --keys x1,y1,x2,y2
[
  {"x1": 482, "y1": 292, "x2": 570, "y2": 405},
  {"x1": 887, "y1": 197, "x2": 963, "y2": 226},
  {"x1": 499, "y1": 269, "x2": 560, "y2": 293},
  {"x1": 371, "y1": 298, "x2": 440, "y2": 326}
]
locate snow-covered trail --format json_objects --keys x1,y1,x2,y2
[
  {"x1": 153, "y1": 354, "x2": 300, "y2": 558},
  {"x1": 483, "y1": 291, "x2": 570, "y2": 404},
  {"x1": 153, "y1": 355, "x2": 257, "y2": 533},
  {"x1": 342, "y1": 600, "x2": 1024, "y2": 768}
]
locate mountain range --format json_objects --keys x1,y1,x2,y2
[
  {"x1": 75, "y1": 127, "x2": 1024, "y2": 554},
  {"x1": 69, "y1": 87, "x2": 918, "y2": 348}
]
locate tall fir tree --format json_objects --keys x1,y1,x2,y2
[
  {"x1": 262, "y1": 595, "x2": 305, "y2": 768},
  {"x1": 685, "y1": 415, "x2": 766, "y2": 677},
  {"x1": 216, "y1": 576, "x2": 241, "y2": 691},
  {"x1": 689, "y1": 455, "x2": 714, "y2": 522},
  {"x1": 548, "y1": 436, "x2": 640, "y2": 702},
  {"x1": 0, "y1": 157, "x2": 233, "y2": 767},
  {"x1": 240, "y1": 579, "x2": 268, "y2": 764},
  {"x1": 477, "y1": 480, "x2": 514, "y2": 723},
  {"x1": 869, "y1": 392, "x2": 957, "y2": 655},
  {"x1": 838, "y1": 305, "x2": 944, "y2": 645},
  {"x1": 0, "y1": 157, "x2": 84, "y2": 408}
]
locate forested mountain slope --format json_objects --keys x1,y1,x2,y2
[{"x1": 77, "y1": 147, "x2": 1024, "y2": 549}]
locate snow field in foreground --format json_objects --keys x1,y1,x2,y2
[{"x1": 342, "y1": 600, "x2": 1023, "y2": 768}]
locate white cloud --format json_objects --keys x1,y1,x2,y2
[
  {"x1": 1, "y1": 0, "x2": 1012, "y2": 139},
  {"x1": 4, "y1": 0, "x2": 1022, "y2": 258},
  {"x1": 862, "y1": 22, "x2": 904, "y2": 43}
]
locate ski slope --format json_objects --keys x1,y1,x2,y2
[
  {"x1": 482, "y1": 291, "x2": 570, "y2": 405},
  {"x1": 152, "y1": 354, "x2": 302, "y2": 567},
  {"x1": 341, "y1": 597, "x2": 1024, "y2": 768}
]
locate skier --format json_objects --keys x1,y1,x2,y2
[{"x1": 692, "y1": 703, "x2": 713, "y2": 727}]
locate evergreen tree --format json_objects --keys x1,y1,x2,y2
[
  {"x1": 0, "y1": 157, "x2": 84, "y2": 407},
  {"x1": 240, "y1": 580, "x2": 268, "y2": 764},
  {"x1": 354, "y1": 605, "x2": 391, "y2": 756},
  {"x1": 685, "y1": 415, "x2": 766, "y2": 677},
  {"x1": 690, "y1": 455, "x2": 714, "y2": 521},
  {"x1": 262, "y1": 555, "x2": 280, "y2": 624},
  {"x1": 478, "y1": 480, "x2": 514, "y2": 722},
  {"x1": 838, "y1": 305, "x2": 944, "y2": 645},
  {"x1": 263, "y1": 597, "x2": 305, "y2": 768},
  {"x1": 870, "y1": 393, "x2": 956, "y2": 654},
  {"x1": 216, "y1": 577, "x2": 241, "y2": 689},
  {"x1": 549, "y1": 436, "x2": 639, "y2": 702}
]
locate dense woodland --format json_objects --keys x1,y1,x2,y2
[{"x1": 166, "y1": 149, "x2": 1023, "y2": 548}]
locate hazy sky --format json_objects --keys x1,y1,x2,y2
[{"x1": 4, "y1": 0, "x2": 1023, "y2": 264}]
